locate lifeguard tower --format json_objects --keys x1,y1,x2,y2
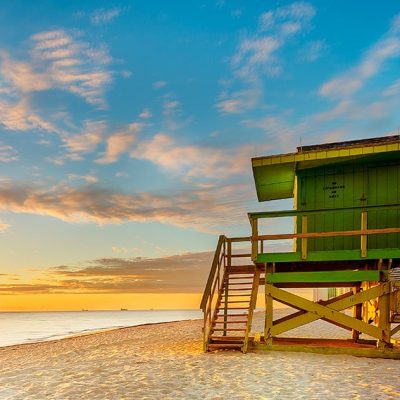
[{"x1": 201, "y1": 135, "x2": 400, "y2": 358}]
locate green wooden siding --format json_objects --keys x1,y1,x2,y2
[{"x1": 296, "y1": 160, "x2": 400, "y2": 252}]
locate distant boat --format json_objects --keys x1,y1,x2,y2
[
  {"x1": 81, "y1": 309, "x2": 88, "y2": 312},
  {"x1": 120, "y1": 308, "x2": 128, "y2": 311}
]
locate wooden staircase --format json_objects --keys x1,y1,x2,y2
[{"x1": 200, "y1": 236, "x2": 260, "y2": 353}]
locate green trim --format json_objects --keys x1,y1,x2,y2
[
  {"x1": 248, "y1": 203, "x2": 400, "y2": 220},
  {"x1": 256, "y1": 248, "x2": 400, "y2": 263},
  {"x1": 266, "y1": 270, "x2": 381, "y2": 283}
]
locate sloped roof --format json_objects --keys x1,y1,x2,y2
[{"x1": 252, "y1": 135, "x2": 400, "y2": 202}]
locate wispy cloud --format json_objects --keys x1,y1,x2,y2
[
  {"x1": 130, "y1": 133, "x2": 259, "y2": 179},
  {"x1": 153, "y1": 80, "x2": 167, "y2": 90},
  {"x1": 62, "y1": 120, "x2": 106, "y2": 160},
  {"x1": 0, "y1": 219, "x2": 10, "y2": 232},
  {"x1": 96, "y1": 122, "x2": 142, "y2": 164},
  {"x1": 0, "y1": 98, "x2": 57, "y2": 132},
  {"x1": 90, "y1": 8, "x2": 121, "y2": 26},
  {"x1": 0, "y1": 180, "x2": 253, "y2": 232},
  {"x1": 216, "y1": 2, "x2": 316, "y2": 114},
  {"x1": 0, "y1": 143, "x2": 18, "y2": 162},
  {"x1": 299, "y1": 40, "x2": 326, "y2": 62},
  {"x1": 0, "y1": 251, "x2": 213, "y2": 294},
  {"x1": 0, "y1": 29, "x2": 113, "y2": 111},
  {"x1": 319, "y1": 14, "x2": 400, "y2": 100}
]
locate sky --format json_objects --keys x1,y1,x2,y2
[{"x1": 1, "y1": 1, "x2": 400, "y2": 311}]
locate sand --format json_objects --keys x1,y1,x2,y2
[{"x1": 0, "y1": 311, "x2": 399, "y2": 400}]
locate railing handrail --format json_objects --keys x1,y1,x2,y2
[
  {"x1": 200, "y1": 235, "x2": 226, "y2": 311},
  {"x1": 248, "y1": 202, "x2": 400, "y2": 220},
  {"x1": 254, "y1": 227, "x2": 400, "y2": 241}
]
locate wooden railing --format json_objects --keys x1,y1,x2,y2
[
  {"x1": 248, "y1": 203, "x2": 400, "y2": 261},
  {"x1": 200, "y1": 235, "x2": 252, "y2": 351},
  {"x1": 200, "y1": 235, "x2": 227, "y2": 351}
]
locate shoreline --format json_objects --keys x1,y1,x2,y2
[
  {"x1": 0, "y1": 316, "x2": 204, "y2": 351},
  {"x1": 1, "y1": 313, "x2": 400, "y2": 399}
]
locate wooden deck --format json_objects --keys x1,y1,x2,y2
[{"x1": 252, "y1": 337, "x2": 400, "y2": 359}]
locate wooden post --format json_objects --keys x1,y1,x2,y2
[
  {"x1": 301, "y1": 215, "x2": 308, "y2": 260},
  {"x1": 251, "y1": 217, "x2": 258, "y2": 262},
  {"x1": 378, "y1": 268, "x2": 391, "y2": 348},
  {"x1": 265, "y1": 264, "x2": 273, "y2": 346},
  {"x1": 361, "y1": 211, "x2": 368, "y2": 258},
  {"x1": 243, "y1": 268, "x2": 260, "y2": 353},
  {"x1": 224, "y1": 240, "x2": 231, "y2": 336},
  {"x1": 352, "y1": 285, "x2": 362, "y2": 341}
]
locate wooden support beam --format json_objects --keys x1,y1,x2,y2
[
  {"x1": 360, "y1": 211, "x2": 368, "y2": 258},
  {"x1": 352, "y1": 286, "x2": 362, "y2": 341},
  {"x1": 242, "y1": 269, "x2": 260, "y2": 353},
  {"x1": 266, "y1": 284, "x2": 390, "y2": 340},
  {"x1": 378, "y1": 289, "x2": 391, "y2": 347},
  {"x1": 251, "y1": 218, "x2": 258, "y2": 262},
  {"x1": 301, "y1": 216, "x2": 307, "y2": 260},
  {"x1": 265, "y1": 291, "x2": 273, "y2": 346}
]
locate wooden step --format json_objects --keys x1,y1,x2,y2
[
  {"x1": 225, "y1": 288, "x2": 253, "y2": 291},
  {"x1": 225, "y1": 276, "x2": 254, "y2": 280},
  {"x1": 221, "y1": 300, "x2": 250, "y2": 303},
  {"x1": 213, "y1": 320, "x2": 247, "y2": 324},
  {"x1": 224, "y1": 294, "x2": 252, "y2": 297},
  {"x1": 212, "y1": 328, "x2": 246, "y2": 332},
  {"x1": 225, "y1": 282, "x2": 253, "y2": 286},
  {"x1": 210, "y1": 336, "x2": 245, "y2": 341},
  {"x1": 215, "y1": 313, "x2": 248, "y2": 317},
  {"x1": 208, "y1": 343, "x2": 242, "y2": 350},
  {"x1": 217, "y1": 307, "x2": 249, "y2": 310}
]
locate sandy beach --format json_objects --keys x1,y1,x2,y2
[{"x1": 1, "y1": 311, "x2": 399, "y2": 400}]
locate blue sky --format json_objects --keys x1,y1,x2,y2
[{"x1": 1, "y1": 1, "x2": 400, "y2": 307}]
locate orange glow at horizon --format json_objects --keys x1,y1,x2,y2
[{"x1": 0, "y1": 293, "x2": 204, "y2": 312}]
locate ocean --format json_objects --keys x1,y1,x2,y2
[{"x1": 0, "y1": 309, "x2": 203, "y2": 347}]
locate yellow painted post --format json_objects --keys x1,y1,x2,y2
[
  {"x1": 361, "y1": 211, "x2": 368, "y2": 258},
  {"x1": 352, "y1": 285, "x2": 362, "y2": 341},
  {"x1": 301, "y1": 215, "x2": 308, "y2": 260},
  {"x1": 224, "y1": 240, "x2": 231, "y2": 336},
  {"x1": 251, "y1": 217, "x2": 258, "y2": 262},
  {"x1": 264, "y1": 264, "x2": 273, "y2": 346},
  {"x1": 378, "y1": 270, "x2": 391, "y2": 348}
]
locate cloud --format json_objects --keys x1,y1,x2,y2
[
  {"x1": 67, "y1": 174, "x2": 99, "y2": 184},
  {"x1": 0, "y1": 30, "x2": 113, "y2": 110},
  {"x1": 299, "y1": 40, "x2": 326, "y2": 62},
  {"x1": 0, "y1": 98, "x2": 57, "y2": 132},
  {"x1": 319, "y1": 15, "x2": 400, "y2": 99},
  {"x1": 0, "y1": 143, "x2": 18, "y2": 162},
  {"x1": 90, "y1": 8, "x2": 121, "y2": 26},
  {"x1": 62, "y1": 120, "x2": 106, "y2": 159},
  {"x1": 130, "y1": 133, "x2": 258, "y2": 179},
  {"x1": 217, "y1": 2, "x2": 315, "y2": 113},
  {"x1": 0, "y1": 180, "x2": 253, "y2": 232},
  {"x1": 0, "y1": 219, "x2": 10, "y2": 232},
  {"x1": 96, "y1": 123, "x2": 142, "y2": 164},
  {"x1": 153, "y1": 80, "x2": 167, "y2": 90},
  {"x1": 216, "y1": 87, "x2": 260, "y2": 114},
  {"x1": 139, "y1": 108, "x2": 152, "y2": 119},
  {"x1": 0, "y1": 251, "x2": 214, "y2": 294}
]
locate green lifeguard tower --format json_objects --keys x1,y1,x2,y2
[{"x1": 201, "y1": 135, "x2": 400, "y2": 358}]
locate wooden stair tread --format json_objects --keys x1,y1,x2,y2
[
  {"x1": 213, "y1": 320, "x2": 247, "y2": 324},
  {"x1": 210, "y1": 336, "x2": 245, "y2": 340},
  {"x1": 216, "y1": 313, "x2": 248, "y2": 317},
  {"x1": 208, "y1": 344, "x2": 243, "y2": 350},
  {"x1": 212, "y1": 328, "x2": 246, "y2": 331}
]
